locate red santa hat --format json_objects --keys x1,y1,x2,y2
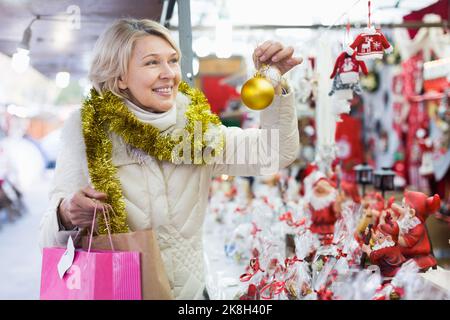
[
  {"x1": 301, "y1": 164, "x2": 327, "y2": 196},
  {"x1": 377, "y1": 220, "x2": 400, "y2": 243},
  {"x1": 372, "y1": 192, "x2": 385, "y2": 212},
  {"x1": 341, "y1": 180, "x2": 361, "y2": 203},
  {"x1": 304, "y1": 163, "x2": 319, "y2": 179},
  {"x1": 404, "y1": 190, "x2": 441, "y2": 223},
  {"x1": 299, "y1": 163, "x2": 321, "y2": 196},
  {"x1": 387, "y1": 196, "x2": 395, "y2": 209}
]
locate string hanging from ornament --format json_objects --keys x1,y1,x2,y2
[
  {"x1": 344, "y1": 18, "x2": 351, "y2": 48},
  {"x1": 345, "y1": 0, "x2": 393, "y2": 61}
]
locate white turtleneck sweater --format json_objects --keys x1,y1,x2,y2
[{"x1": 124, "y1": 99, "x2": 177, "y2": 132}]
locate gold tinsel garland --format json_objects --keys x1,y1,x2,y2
[{"x1": 81, "y1": 82, "x2": 224, "y2": 234}]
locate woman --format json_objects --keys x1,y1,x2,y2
[{"x1": 39, "y1": 19, "x2": 301, "y2": 299}]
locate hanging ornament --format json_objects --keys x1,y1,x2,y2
[
  {"x1": 345, "y1": 1, "x2": 393, "y2": 61},
  {"x1": 330, "y1": 52, "x2": 368, "y2": 85},
  {"x1": 329, "y1": 50, "x2": 368, "y2": 100},
  {"x1": 241, "y1": 64, "x2": 280, "y2": 110},
  {"x1": 329, "y1": 23, "x2": 368, "y2": 101}
]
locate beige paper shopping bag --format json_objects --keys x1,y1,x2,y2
[{"x1": 82, "y1": 229, "x2": 173, "y2": 300}]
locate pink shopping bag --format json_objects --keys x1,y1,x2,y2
[
  {"x1": 40, "y1": 247, "x2": 141, "y2": 300},
  {"x1": 40, "y1": 204, "x2": 142, "y2": 300}
]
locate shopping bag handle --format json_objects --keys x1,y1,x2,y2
[{"x1": 87, "y1": 202, "x2": 116, "y2": 253}]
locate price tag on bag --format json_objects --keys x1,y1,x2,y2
[{"x1": 57, "y1": 236, "x2": 76, "y2": 279}]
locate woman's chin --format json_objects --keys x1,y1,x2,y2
[{"x1": 147, "y1": 102, "x2": 174, "y2": 113}]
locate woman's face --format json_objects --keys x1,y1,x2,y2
[{"x1": 119, "y1": 34, "x2": 181, "y2": 113}]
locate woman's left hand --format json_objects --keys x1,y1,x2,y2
[{"x1": 253, "y1": 41, "x2": 303, "y2": 75}]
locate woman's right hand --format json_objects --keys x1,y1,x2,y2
[{"x1": 58, "y1": 186, "x2": 108, "y2": 229}]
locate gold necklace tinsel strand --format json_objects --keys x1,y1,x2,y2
[{"x1": 81, "y1": 81, "x2": 224, "y2": 234}]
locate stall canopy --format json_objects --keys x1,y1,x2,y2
[{"x1": 0, "y1": 0, "x2": 165, "y2": 81}]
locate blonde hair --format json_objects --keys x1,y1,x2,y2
[{"x1": 89, "y1": 19, "x2": 181, "y2": 100}]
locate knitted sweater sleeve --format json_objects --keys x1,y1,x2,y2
[
  {"x1": 330, "y1": 53, "x2": 344, "y2": 79},
  {"x1": 358, "y1": 60, "x2": 369, "y2": 75},
  {"x1": 380, "y1": 32, "x2": 393, "y2": 53}
]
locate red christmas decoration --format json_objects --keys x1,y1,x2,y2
[
  {"x1": 397, "y1": 191, "x2": 441, "y2": 271},
  {"x1": 346, "y1": 26, "x2": 393, "y2": 61},
  {"x1": 330, "y1": 52, "x2": 369, "y2": 84}
]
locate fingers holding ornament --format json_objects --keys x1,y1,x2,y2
[
  {"x1": 253, "y1": 41, "x2": 302, "y2": 75},
  {"x1": 255, "y1": 41, "x2": 283, "y2": 63},
  {"x1": 243, "y1": 41, "x2": 302, "y2": 111}
]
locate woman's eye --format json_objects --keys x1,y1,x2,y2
[
  {"x1": 170, "y1": 58, "x2": 179, "y2": 64},
  {"x1": 145, "y1": 60, "x2": 158, "y2": 66}
]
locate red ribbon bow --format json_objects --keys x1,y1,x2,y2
[
  {"x1": 251, "y1": 222, "x2": 262, "y2": 236},
  {"x1": 240, "y1": 258, "x2": 265, "y2": 282},
  {"x1": 284, "y1": 255, "x2": 303, "y2": 268},
  {"x1": 279, "y1": 212, "x2": 306, "y2": 227},
  {"x1": 315, "y1": 286, "x2": 334, "y2": 300},
  {"x1": 279, "y1": 211, "x2": 293, "y2": 222},
  {"x1": 260, "y1": 281, "x2": 286, "y2": 300},
  {"x1": 336, "y1": 248, "x2": 348, "y2": 259},
  {"x1": 263, "y1": 196, "x2": 275, "y2": 209},
  {"x1": 239, "y1": 284, "x2": 259, "y2": 300}
]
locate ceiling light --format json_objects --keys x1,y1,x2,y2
[
  {"x1": 11, "y1": 48, "x2": 30, "y2": 73},
  {"x1": 55, "y1": 71, "x2": 71, "y2": 88}
]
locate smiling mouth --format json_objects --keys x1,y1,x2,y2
[{"x1": 152, "y1": 86, "x2": 173, "y2": 95}]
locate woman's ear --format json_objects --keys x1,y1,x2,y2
[{"x1": 118, "y1": 75, "x2": 128, "y2": 90}]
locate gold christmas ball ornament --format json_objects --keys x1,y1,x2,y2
[{"x1": 241, "y1": 75, "x2": 275, "y2": 110}]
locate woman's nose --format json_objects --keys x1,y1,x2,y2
[{"x1": 159, "y1": 62, "x2": 175, "y2": 79}]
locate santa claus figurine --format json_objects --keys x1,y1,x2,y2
[
  {"x1": 391, "y1": 191, "x2": 441, "y2": 271},
  {"x1": 362, "y1": 219, "x2": 406, "y2": 278},
  {"x1": 307, "y1": 177, "x2": 340, "y2": 244}
]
